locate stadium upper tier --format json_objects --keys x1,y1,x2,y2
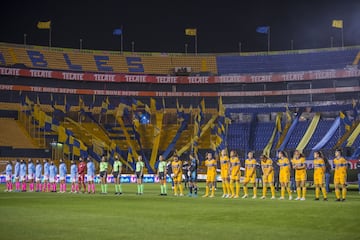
[{"x1": 0, "y1": 42, "x2": 359, "y2": 75}]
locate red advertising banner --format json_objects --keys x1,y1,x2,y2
[{"x1": 1, "y1": 67, "x2": 360, "y2": 84}]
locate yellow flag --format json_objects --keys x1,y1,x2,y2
[
  {"x1": 185, "y1": 28, "x2": 197, "y2": 36},
  {"x1": 37, "y1": 21, "x2": 51, "y2": 29},
  {"x1": 332, "y1": 20, "x2": 343, "y2": 29}
]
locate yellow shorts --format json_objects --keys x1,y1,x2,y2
[
  {"x1": 263, "y1": 172, "x2": 274, "y2": 183},
  {"x1": 314, "y1": 173, "x2": 324, "y2": 185},
  {"x1": 334, "y1": 173, "x2": 346, "y2": 185},
  {"x1": 221, "y1": 169, "x2": 229, "y2": 181},
  {"x1": 173, "y1": 173, "x2": 182, "y2": 183},
  {"x1": 244, "y1": 174, "x2": 256, "y2": 184},
  {"x1": 206, "y1": 173, "x2": 216, "y2": 182},
  {"x1": 279, "y1": 171, "x2": 290, "y2": 183},
  {"x1": 231, "y1": 172, "x2": 240, "y2": 181},
  {"x1": 295, "y1": 170, "x2": 307, "y2": 182}
]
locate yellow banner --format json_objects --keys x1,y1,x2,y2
[
  {"x1": 149, "y1": 112, "x2": 164, "y2": 170},
  {"x1": 332, "y1": 20, "x2": 343, "y2": 29},
  {"x1": 185, "y1": 28, "x2": 197, "y2": 36},
  {"x1": 37, "y1": 21, "x2": 51, "y2": 29},
  {"x1": 346, "y1": 122, "x2": 360, "y2": 147},
  {"x1": 296, "y1": 113, "x2": 321, "y2": 152}
]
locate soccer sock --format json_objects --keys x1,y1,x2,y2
[
  {"x1": 179, "y1": 184, "x2": 183, "y2": 195},
  {"x1": 222, "y1": 182, "x2": 226, "y2": 195},
  {"x1": 262, "y1": 186, "x2": 267, "y2": 197},
  {"x1": 253, "y1": 186, "x2": 257, "y2": 196},
  {"x1": 230, "y1": 182, "x2": 234, "y2": 196},
  {"x1": 75, "y1": 184, "x2": 79, "y2": 192},
  {"x1": 235, "y1": 182, "x2": 240, "y2": 196},
  {"x1": 302, "y1": 187, "x2": 306, "y2": 198},
  {"x1": 342, "y1": 187, "x2": 347, "y2": 199},
  {"x1": 270, "y1": 185, "x2": 275, "y2": 197},
  {"x1": 118, "y1": 184, "x2": 122, "y2": 193},
  {"x1": 244, "y1": 186, "x2": 248, "y2": 195},
  {"x1": 226, "y1": 182, "x2": 231, "y2": 195},
  {"x1": 10, "y1": 182, "x2": 13, "y2": 191},
  {"x1": 63, "y1": 183, "x2": 66, "y2": 192},
  {"x1": 281, "y1": 186, "x2": 285, "y2": 198},
  {"x1": 211, "y1": 186, "x2": 215, "y2": 196},
  {"x1": 88, "y1": 184, "x2": 91, "y2": 193},
  {"x1": 160, "y1": 185, "x2": 164, "y2": 194},
  {"x1": 22, "y1": 182, "x2": 26, "y2": 191},
  {"x1": 321, "y1": 187, "x2": 327, "y2": 199},
  {"x1": 174, "y1": 184, "x2": 178, "y2": 195},
  {"x1": 194, "y1": 186, "x2": 198, "y2": 194},
  {"x1": 335, "y1": 189, "x2": 341, "y2": 199},
  {"x1": 115, "y1": 184, "x2": 118, "y2": 193},
  {"x1": 287, "y1": 187, "x2": 292, "y2": 197},
  {"x1": 315, "y1": 187, "x2": 320, "y2": 198},
  {"x1": 297, "y1": 188, "x2": 301, "y2": 198},
  {"x1": 48, "y1": 183, "x2": 51, "y2": 191},
  {"x1": 163, "y1": 184, "x2": 167, "y2": 194},
  {"x1": 205, "y1": 186, "x2": 209, "y2": 196},
  {"x1": 140, "y1": 184, "x2": 143, "y2": 194},
  {"x1": 16, "y1": 182, "x2": 19, "y2": 191},
  {"x1": 189, "y1": 185, "x2": 193, "y2": 194},
  {"x1": 101, "y1": 184, "x2": 104, "y2": 193}
]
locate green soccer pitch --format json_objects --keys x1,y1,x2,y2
[{"x1": 0, "y1": 183, "x2": 359, "y2": 240}]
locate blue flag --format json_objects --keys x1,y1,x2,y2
[
  {"x1": 113, "y1": 29, "x2": 122, "y2": 36},
  {"x1": 256, "y1": 26, "x2": 269, "y2": 34}
]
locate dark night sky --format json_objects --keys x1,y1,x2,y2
[{"x1": 1, "y1": 0, "x2": 360, "y2": 53}]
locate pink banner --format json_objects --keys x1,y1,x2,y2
[{"x1": 1, "y1": 84, "x2": 359, "y2": 97}]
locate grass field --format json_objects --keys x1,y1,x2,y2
[{"x1": 0, "y1": 183, "x2": 359, "y2": 240}]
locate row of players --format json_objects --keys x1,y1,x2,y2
[{"x1": 3, "y1": 149, "x2": 348, "y2": 201}]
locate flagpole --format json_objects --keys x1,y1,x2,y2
[
  {"x1": 121, "y1": 25, "x2": 124, "y2": 54},
  {"x1": 195, "y1": 33, "x2": 198, "y2": 55},
  {"x1": 267, "y1": 27, "x2": 270, "y2": 52},
  {"x1": 341, "y1": 26, "x2": 344, "y2": 49},
  {"x1": 49, "y1": 26, "x2": 52, "y2": 47}
]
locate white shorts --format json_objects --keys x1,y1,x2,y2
[
  {"x1": 44, "y1": 175, "x2": 49, "y2": 181},
  {"x1": 36, "y1": 177, "x2": 41, "y2": 182},
  {"x1": 87, "y1": 175, "x2": 94, "y2": 182},
  {"x1": 59, "y1": 176, "x2": 65, "y2": 181},
  {"x1": 71, "y1": 177, "x2": 77, "y2": 183},
  {"x1": 49, "y1": 177, "x2": 55, "y2": 183},
  {"x1": 28, "y1": 174, "x2": 34, "y2": 180},
  {"x1": 20, "y1": 176, "x2": 26, "y2": 182},
  {"x1": 6, "y1": 175, "x2": 11, "y2": 181}
]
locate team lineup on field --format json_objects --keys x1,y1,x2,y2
[{"x1": 3, "y1": 148, "x2": 351, "y2": 202}]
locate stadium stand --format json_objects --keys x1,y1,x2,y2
[{"x1": 0, "y1": 42, "x2": 360, "y2": 173}]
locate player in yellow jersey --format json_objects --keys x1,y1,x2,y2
[
  {"x1": 313, "y1": 151, "x2": 328, "y2": 201},
  {"x1": 291, "y1": 150, "x2": 307, "y2": 200},
  {"x1": 203, "y1": 152, "x2": 217, "y2": 198},
  {"x1": 242, "y1": 151, "x2": 257, "y2": 199},
  {"x1": 333, "y1": 149, "x2": 348, "y2": 201},
  {"x1": 229, "y1": 150, "x2": 241, "y2": 198},
  {"x1": 277, "y1": 151, "x2": 292, "y2": 200},
  {"x1": 171, "y1": 155, "x2": 184, "y2": 196},
  {"x1": 219, "y1": 149, "x2": 231, "y2": 198},
  {"x1": 260, "y1": 155, "x2": 276, "y2": 199}
]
